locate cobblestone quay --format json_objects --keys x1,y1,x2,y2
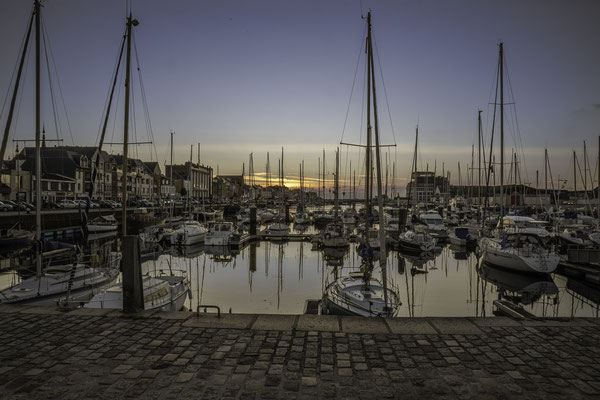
[{"x1": 0, "y1": 306, "x2": 599, "y2": 399}]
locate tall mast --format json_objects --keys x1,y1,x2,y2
[
  {"x1": 365, "y1": 20, "x2": 372, "y2": 224},
  {"x1": 189, "y1": 145, "x2": 194, "y2": 204},
  {"x1": 544, "y1": 148, "x2": 548, "y2": 207},
  {"x1": 573, "y1": 150, "x2": 577, "y2": 210},
  {"x1": 317, "y1": 157, "x2": 320, "y2": 199},
  {"x1": 584, "y1": 141, "x2": 587, "y2": 202},
  {"x1": 121, "y1": 14, "x2": 137, "y2": 237},
  {"x1": 266, "y1": 152, "x2": 270, "y2": 187},
  {"x1": 407, "y1": 125, "x2": 418, "y2": 209},
  {"x1": 334, "y1": 148, "x2": 339, "y2": 218},
  {"x1": 0, "y1": 9, "x2": 34, "y2": 169},
  {"x1": 597, "y1": 135, "x2": 599, "y2": 224},
  {"x1": 499, "y1": 42, "x2": 505, "y2": 229},
  {"x1": 353, "y1": 169, "x2": 356, "y2": 208},
  {"x1": 169, "y1": 131, "x2": 174, "y2": 187},
  {"x1": 34, "y1": 0, "x2": 42, "y2": 278},
  {"x1": 367, "y1": 11, "x2": 389, "y2": 307},
  {"x1": 322, "y1": 149, "x2": 325, "y2": 200},
  {"x1": 478, "y1": 110, "x2": 482, "y2": 208},
  {"x1": 470, "y1": 144, "x2": 474, "y2": 201}
]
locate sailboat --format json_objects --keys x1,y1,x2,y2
[
  {"x1": 320, "y1": 149, "x2": 349, "y2": 248},
  {"x1": 0, "y1": 1, "x2": 120, "y2": 305},
  {"x1": 323, "y1": 12, "x2": 400, "y2": 317},
  {"x1": 478, "y1": 43, "x2": 559, "y2": 274},
  {"x1": 85, "y1": 10, "x2": 189, "y2": 311},
  {"x1": 293, "y1": 161, "x2": 310, "y2": 226},
  {"x1": 171, "y1": 145, "x2": 208, "y2": 246},
  {"x1": 264, "y1": 148, "x2": 290, "y2": 240}
]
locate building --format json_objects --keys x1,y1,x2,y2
[
  {"x1": 110, "y1": 156, "x2": 158, "y2": 201},
  {"x1": 213, "y1": 175, "x2": 244, "y2": 201},
  {"x1": 165, "y1": 162, "x2": 212, "y2": 200},
  {"x1": 405, "y1": 172, "x2": 449, "y2": 204}
]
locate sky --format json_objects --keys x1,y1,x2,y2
[{"x1": 1, "y1": 0, "x2": 599, "y2": 194}]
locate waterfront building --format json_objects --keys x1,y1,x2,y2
[
  {"x1": 166, "y1": 162, "x2": 212, "y2": 200},
  {"x1": 406, "y1": 172, "x2": 449, "y2": 204}
]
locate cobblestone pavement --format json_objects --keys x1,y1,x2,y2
[{"x1": 0, "y1": 306, "x2": 599, "y2": 399}]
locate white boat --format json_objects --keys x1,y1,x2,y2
[
  {"x1": 448, "y1": 227, "x2": 476, "y2": 248},
  {"x1": 324, "y1": 272, "x2": 399, "y2": 317},
  {"x1": 263, "y1": 222, "x2": 290, "y2": 240},
  {"x1": 498, "y1": 216, "x2": 551, "y2": 239},
  {"x1": 320, "y1": 222, "x2": 348, "y2": 248},
  {"x1": 170, "y1": 221, "x2": 208, "y2": 246},
  {"x1": 204, "y1": 222, "x2": 239, "y2": 246},
  {"x1": 479, "y1": 234, "x2": 559, "y2": 274},
  {"x1": 342, "y1": 208, "x2": 358, "y2": 225},
  {"x1": 85, "y1": 271, "x2": 190, "y2": 311},
  {"x1": 322, "y1": 12, "x2": 400, "y2": 318},
  {"x1": 0, "y1": 252, "x2": 121, "y2": 305},
  {"x1": 418, "y1": 211, "x2": 448, "y2": 239},
  {"x1": 257, "y1": 209, "x2": 275, "y2": 223},
  {"x1": 293, "y1": 212, "x2": 310, "y2": 225},
  {"x1": 398, "y1": 228, "x2": 435, "y2": 253},
  {"x1": 87, "y1": 215, "x2": 118, "y2": 233}
]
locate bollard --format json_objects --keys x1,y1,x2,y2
[
  {"x1": 122, "y1": 235, "x2": 144, "y2": 313},
  {"x1": 249, "y1": 206, "x2": 257, "y2": 236}
]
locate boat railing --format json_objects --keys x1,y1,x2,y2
[{"x1": 149, "y1": 268, "x2": 188, "y2": 279}]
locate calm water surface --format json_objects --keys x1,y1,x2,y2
[
  {"x1": 1, "y1": 225, "x2": 598, "y2": 318},
  {"x1": 143, "y1": 239, "x2": 599, "y2": 318}
]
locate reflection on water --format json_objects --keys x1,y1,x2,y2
[
  {"x1": 1, "y1": 231, "x2": 599, "y2": 317},
  {"x1": 141, "y1": 240, "x2": 600, "y2": 317}
]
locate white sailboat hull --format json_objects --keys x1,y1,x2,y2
[{"x1": 479, "y1": 238, "x2": 559, "y2": 274}]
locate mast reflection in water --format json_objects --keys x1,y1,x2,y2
[{"x1": 134, "y1": 241, "x2": 600, "y2": 317}]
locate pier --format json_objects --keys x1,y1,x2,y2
[{"x1": 0, "y1": 306, "x2": 599, "y2": 399}]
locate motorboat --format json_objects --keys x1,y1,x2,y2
[
  {"x1": 170, "y1": 221, "x2": 208, "y2": 246},
  {"x1": 263, "y1": 221, "x2": 290, "y2": 240},
  {"x1": 320, "y1": 222, "x2": 349, "y2": 248},
  {"x1": 342, "y1": 208, "x2": 358, "y2": 225},
  {"x1": 418, "y1": 211, "x2": 448, "y2": 239},
  {"x1": 448, "y1": 227, "x2": 477, "y2": 248},
  {"x1": 257, "y1": 209, "x2": 275, "y2": 223},
  {"x1": 398, "y1": 227, "x2": 435, "y2": 254},
  {"x1": 204, "y1": 222, "x2": 240, "y2": 246}
]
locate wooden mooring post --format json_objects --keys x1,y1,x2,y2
[{"x1": 122, "y1": 235, "x2": 144, "y2": 313}]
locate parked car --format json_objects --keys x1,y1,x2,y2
[
  {"x1": 100, "y1": 200, "x2": 115, "y2": 209},
  {"x1": 3, "y1": 200, "x2": 21, "y2": 210},
  {"x1": 19, "y1": 201, "x2": 34, "y2": 211},
  {"x1": 0, "y1": 201, "x2": 13, "y2": 211},
  {"x1": 43, "y1": 200, "x2": 59, "y2": 209},
  {"x1": 58, "y1": 200, "x2": 78, "y2": 209}
]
